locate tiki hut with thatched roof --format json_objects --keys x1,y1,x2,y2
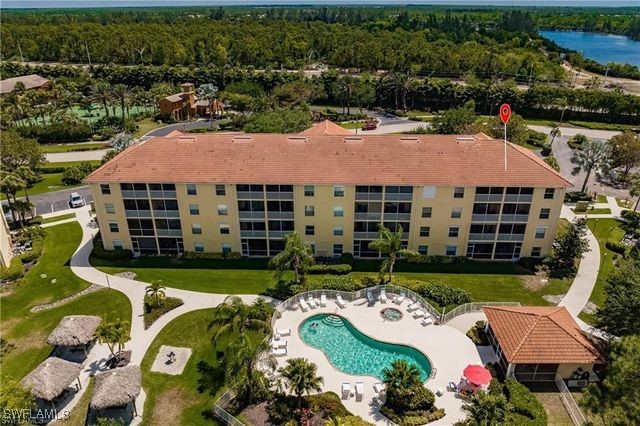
[
  {"x1": 91, "y1": 365, "x2": 142, "y2": 416},
  {"x1": 20, "y1": 357, "x2": 82, "y2": 407},
  {"x1": 47, "y1": 315, "x2": 102, "y2": 354}
]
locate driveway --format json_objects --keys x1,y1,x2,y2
[
  {"x1": 3, "y1": 186, "x2": 93, "y2": 216},
  {"x1": 144, "y1": 119, "x2": 218, "y2": 137}
]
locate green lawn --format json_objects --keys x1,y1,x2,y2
[
  {"x1": 134, "y1": 118, "x2": 166, "y2": 138},
  {"x1": 572, "y1": 208, "x2": 612, "y2": 215},
  {"x1": 40, "y1": 142, "x2": 108, "y2": 153},
  {"x1": 0, "y1": 222, "x2": 132, "y2": 381},
  {"x1": 42, "y1": 212, "x2": 76, "y2": 224},
  {"x1": 578, "y1": 219, "x2": 627, "y2": 324},
  {"x1": 616, "y1": 197, "x2": 636, "y2": 210},
  {"x1": 140, "y1": 308, "x2": 266, "y2": 425},
  {"x1": 42, "y1": 160, "x2": 101, "y2": 170},
  {"x1": 339, "y1": 120, "x2": 367, "y2": 129}
]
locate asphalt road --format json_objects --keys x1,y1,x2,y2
[{"x1": 3, "y1": 186, "x2": 93, "y2": 216}]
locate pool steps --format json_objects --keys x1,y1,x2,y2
[{"x1": 322, "y1": 315, "x2": 344, "y2": 327}]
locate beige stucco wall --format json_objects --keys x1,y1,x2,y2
[
  {"x1": 0, "y1": 213, "x2": 12, "y2": 267},
  {"x1": 91, "y1": 182, "x2": 565, "y2": 259}
]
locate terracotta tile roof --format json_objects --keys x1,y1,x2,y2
[
  {"x1": 0, "y1": 74, "x2": 50, "y2": 95},
  {"x1": 299, "y1": 120, "x2": 353, "y2": 136},
  {"x1": 84, "y1": 125, "x2": 571, "y2": 187},
  {"x1": 483, "y1": 306, "x2": 604, "y2": 364}
]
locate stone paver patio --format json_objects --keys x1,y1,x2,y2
[{"x1": 150, "y1": 345, "x2": 192, "y2": 375}]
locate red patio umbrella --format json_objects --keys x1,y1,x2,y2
[{"x1": 463, "y1": 365, "x2": 492, "y2": 386}]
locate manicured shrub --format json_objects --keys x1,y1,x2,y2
[
  {"x1": 26, "y1": 216, "x2": 43, "y2": 226},
  {"x1": 17, "y1": 121, "x2": 92, "y2": 143},
  {"x1": 504, "y1": 379, "x2": 547, "y2": 425},
  {"x1": 0, "y1": 257, "x2": 24, "y2": 281},
  {"x1": 606, "y1": 241, "x2": 628, "y2": 255},
  {"x1": 62, "y1": 161, "x2": 97, "y2": 185},
  {"x1": 91, "y1": 236, "x2": 133, "y2": 260},
  {"x1": 466, "y1": 321, "x2": 489, "y2": 345},
  {"x1": 182, "y1": 251, "x2": 242, "y2": 260},
  {"x1": 564, "y1": 191, "x2": 592, "y2": 203},
  {"x1": 307, "y1": 264, "x2": 352, "y2": 275},
  {"x1": 143, "y1": 295, "x2": 184, "y2": 329},
  {"x1": 406, "y1": 255, "x2": 468, "y2": 264},
  {"x1": 339, "y1": 252, "x2": 354, "y2": 265},
  {"x1": 18, "y1": 238, "x2": 44, "y2": 264},
  {"x1": 414, "y1": 281, "x2": 472, "y2": 306},
  {"x1": 305, "y1": 275, "x2": 363, "y2": 292}
]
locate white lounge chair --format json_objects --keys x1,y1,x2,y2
[
  {"x1": 373, "y1": 382, "x2": 386, "y2": 395},
  {"x1": 393, "y1": 292, "x2": 405, "y2": 305},
  {"x1": 299, "y1": 297, "x2": 310, "y2": 312},
  {"x1": 367, "y1": 291, "x2": 375, "y2": 304},
  {"x1": 276, "y1": 328, "x2": 291, "y2": 336},
  {"x1": 320, "y1": 293, "x2": 327, "y2": 307},
  {"x1": 341, "y1": 383, "x2": 351, "y2": 399},
  {"x1": 336, "y1": 294, "x2": 347, "y2": 308},
  {"x1": 272, "y1": 347, "x2": 287, "y2": 357},
  {"x1": 379, "y1": 289, "x2": 388, "y2": 304},
  {"x1": 355, "y1": 382, "x2": 364, "y2": 401},
  {"x1": 413, "y1": 310, "x2": 426, "y2": 319},
  {"x1": 407, "y1": 302, "x2": 420, "y2": 312},
  {"x1": 307, "y1": 295, "x2": 318, "y2": 309},
  {"x1": 421, "y1": 316, "x2": 434, "y2": 326},
  {"x1": 271, "y1": 339, "x2": 287, "y2": 349}
]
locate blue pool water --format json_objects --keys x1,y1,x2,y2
[
  {"x1": 540, "y1": 30, "x2": 640, "y2": 67},
  {"x1": 299, "y1": 313, "x2": 432, "y2": 381}
]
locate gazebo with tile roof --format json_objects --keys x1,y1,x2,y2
[{"x1": 482, "y1": 306, "x2": 604, "y2": 384}]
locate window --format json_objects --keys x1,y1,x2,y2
[
  {"x1": 333, "y1": 244, "x2": 344, "y2": 256},
  {"x1": 531, "y1": 247, "x2": 542, "y2": 257},
  {"x1": 192, "y1": 224, "x2": 202, "y2": 234},
  {"x1": 215, "y1": 185, "x2": 226, "y2": 196},
  {"x1": 418, "y1": 245, "x2": 428, "y2": 255},
  {"x1": 304, "y1": 205, "x2": 315, "y2": 217},
  {"x1": 421, "y1": 207, "x2": 432, "y2": 218},
  {"x1": 539, "y1": 208, "x2": 551, "y2": 219},
  {"x1": 449, "y1": 227, "x2": 459, "y2": 237},
  {"x1": 446, "y1": 245, "x2": 457, "y2": 256},
  {"x1": 544, "y1": 188, "x2": 555, "y2": 199},
  {"x1": 194, "y1": 242, "x2": 204, "y2": 252},
  {"x1": 186, "y1": 183, "x2": 197, "y2": 195},
  {"x1": 334, "y1": 206, "x2": 344, "y2": 217},
  {"x1": 333, "y1": 185, "x2": 345, "y2": 197},
  {"x1": 105, "y1": 203, "x2": 115, "y2": 214},
  {"x1": 112, "y1": 240, "x2": 123, "y2": 250},
  {"x1": 108, "y1": 222, "x2": 119, "y2": 233},
  {"x1": 217, "y1": 204, "x2": 228, "y2": 216},
  {"x1": 221, "y1": 242, "x2": 232, "y2": 254},
  {"x1": 304, "y1": 185, "x2": 314, "y2": 196},
  {"x1": 219, "y1": 224, "x2": 230, "y2": 235},
  {"x1": 422, "y1": 186, "x2": 436, "y2": 199},
  {"x1": 100, "y1": 184, "x2": 111, "y2": 195},
  {"x1": 305, "y1": 225, "x2": 315, "y2": 236},
  {"x1": 420, "y1": 226, "x2": 430, "y2": 237},
  {"x1": 535, "y1": 227, "x2": 547, "y2": 239},
  {"x1": 333, "y1": 225, "x2": 343, "y2": 236},
  {"x1": 189, "y1": 204, "x2": 199, "y2": 215},
  {"x1": 451, "y1": 207, "x2": 462, "y2": 219},
  {"x1": 454, "y1": 187, "x2": 465, "y2": 198}
]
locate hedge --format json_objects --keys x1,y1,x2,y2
[
  {"x1": 407, "y1": 255, "x2": 468, "y2": 264},
  {"x1": 308, "y1": 264, "x2": 352, "y2": 275},
  {"x1": 564, "y1": 191, "x2": 592, "y2": 203},
  {"x1": 183, "y1": 251, "x2": 242, "y2": 260},
  {"x1": 0, "y1": 257, "x2": 24, "y2": 281},
  {"x1": 414, "y1": 281, "x2": 472, "y2": 306},
  {"x1": 605, "y1": 241, "x2": 628, "y2": 255},
  {"x1": 143, "y1": 295, "x2": 184, "y2": 329},
  {"x1": 17, "y1": 122, "x2": 92, "y2": 143},
  {"x1": 504, "y1": 379, "x2": 547, "y2": 425},
  {"x1": 91, "y1": 237, "x2": 133, "y2": 260},
  {"x1": 18, "y1": 238, "x2": 44, "y2": 264}
]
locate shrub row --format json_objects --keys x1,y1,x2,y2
[
  {"x1": 182, "y1": 251, "x2": 242, "y2": 260},
  {"x1": 0, "y1": 257, "x2": 25, "y2": 282},
  {"x1": 407, "y1": 255, "x2": 468, "y2": 264},
  {"x1": 307, "y1": 264, "x2": 352, "y2": 275},
  {"x1": 17, "y1": 122, "x2": 92, "y2": 143},
  {"x1": 504, "y1": 379, "x2": 547, "y2": 425},
  {"x1": 143, "y1": 296, "x2": 184, "y2": 329},
  {"x1": 91, "y1": 237, "x2": 133, "y2": 260},
  {"x1": 412, "y1": 281, "x2": 473, "y2": 306},
  {"x1": 18, "y1": 238, "x2": 44, "y2": 264},
  {"x1": 605, "y1": 241, "x2": 628, "y2": 255},
  {"x1": 564, "y1": 191, "x2": 592, "y2": 203}
]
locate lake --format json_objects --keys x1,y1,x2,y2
[{"x1": 540, "y1": 30, "x2": 640, "y2": 67}]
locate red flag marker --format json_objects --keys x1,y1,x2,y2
[{"x1": 499, "y1": 103, "x2": 511, "y2": 124}]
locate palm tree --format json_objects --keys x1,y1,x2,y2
[
  {"x1": 571, "y1": 139, "x2": 611, "y2": 193},
  {"x1": 368, "y1": 224, "x2": 419, "y2": 283},
  {"x1": 145, "y1": 280, "x2": 166, "y2": 308},
  {"x1": 382, "y1": 359, "x2": 421, "y2": 391},
  {"x1": 629, "y1": 173, "x2": 640, "y2": 211},
  {"x1": 196, "y1": 83, "x2": 219, "y2": 125},
  {"x1": 225, "y1": 334, "x2": 274, "y2": 404},
  {"x1": 94, "y1": 322, "x2": 116, "y2": 357},
  {"x1": 0, "y1": 171, "x2": 26, "y2": 224},
  {"x1": 111, "y1": 84, "x2": 130, "y2": 127},
  {"x1": 268, "y1": 232, "x2": 315, "y2": 284},
  {"x1": 549, "y1": 125, "x2": 561, "y2": 146},
  {"x1": 210, "y1": 296, "x2": 272, "y2": 343},
  {"x1": 334, "y1": 75, "x2": 355, "y2": 115},
  {"x1": 13, "y1": 200, "x2": 33, "y2": 225},
  {"x1": 15, "y1": 166, "x2": 36, "y2": 205},
  {"x1": 462, "y1": 391, "x2": 511, "y2": 426},
  {"x1": 278, "y1": 357, "x2": 324, "y2": 410},
  {"x1": 92, "y1": 81, "x2": 112, "y2": 119}
]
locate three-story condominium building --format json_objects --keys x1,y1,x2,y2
[{"x1": 84, "y1": 121, "x2": 570, "y2": 260}]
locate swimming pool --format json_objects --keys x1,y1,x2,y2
[{"x1": 299, "y1": 313, "x2": 432, "y2": 381}]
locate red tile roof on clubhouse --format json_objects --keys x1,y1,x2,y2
[{"x1": 85, "y1": 122, "x2": 570, "y2": 187}]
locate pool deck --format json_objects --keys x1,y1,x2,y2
[{"x1": 273, "y1": 295, "x2": 483, "y2": 425}]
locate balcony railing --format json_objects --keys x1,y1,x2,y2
[
  {"x1": 504, "y1": 194, "x2": 533, "y2": 203},
  {"x1": 268, "y1": 230, "x2": 287, "y2": 238},
  {"x1": 121, "y1": 190, "x2": 148, "y2": 198},
  {"x1": 354, "y1": 232, "x2": 379, "y2": 239},
  {"x1": 384, "y1": 193, "x2": 413, "y2": 201},
  {"x1": 240, "y1": 230, "x2": 267, "y2": 238},
  {"x1": 149, "y1": 190, "x2": 177, "y2": 199},
  {"x1": 355, "y1": 212, "x2": 382, "y2": 221},
  {"x1": 383, "y1": 213, "x2": 411, "y2": 221},
  {"x1": 156, "y1": 229, "x2": 183, "y2": 237},
  {"x1": 153, "y1": 210, "x2": 180, "y2": 218},
  {"x1": 474, "y1": 194, "x2": 503, "y2": 202},
  {"x1": 266, "y1": 211, "x2": 294, "y2": 220},
  {"x1": 238, "y1": 211, "x2": 265, "y2": 219},
  {"x1": 472, "y1": 214, "x2": 500, "y2": 222},
  {"x1": 497, "y1": 234, "x2": 525, "y2": 241},
  {"x1": 355, "y1": 193, "x2": 383, "y2": 201},
  {"x1": 501, "y1": 214, "x2": 530, "y2": 223},
  {"x1": 468, "y1": 233, "x2": 496, "y2": 241},
  {"x1": 236, "y1": 191, "x2": 264, "y2": 200},
  {"x1": 125, "y1": 210, "x2": 152, "y2": 218},
  {"x1": 266, "y1": 191, "x2": 293, "y2": 200}
]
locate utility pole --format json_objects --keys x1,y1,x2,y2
[
  {"x1": 528, "y1": 62, "x2": 534, "y2": 87},
  {"x1": 16, "y1": 39, "x2": 24, "y2": 63},
  {"x1": 85, "y1": 41, "x2": 92, "y2": 66}
]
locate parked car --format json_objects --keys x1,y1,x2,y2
[
  {"x1": 69, "y1": 192, "x2": 85, "y2": 208},
  {"x1": 361, "y1": 122, "x2": 377, "y2": 131}
]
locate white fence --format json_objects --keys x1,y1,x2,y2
[
  {"x1": 555, "y1": 374, "x2": 587, "y2": 426},
  {"x1": 440, "y1": 302, "x2": 521, "y2": 323},
  {"x1": 212, "y1": 388, "x2": 245, "y2": 426}
]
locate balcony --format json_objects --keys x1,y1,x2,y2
[
  {"x1": 121, "y1": 190, "x2": 148, "y2": 199},
  {"x1": 472, "y1": 214, "x2": 500, "y2": 222},
  {"x1": 474, "y1": 194, "x2": 503, "y2": 202},
  {"x1": 468, "y1": 233, "x2": 496, "y2": 241},
  {"x1": 239, "y1": 211, "x2": 265, "y2": 219},
  {"x1": 240, "y1": 230, "x2": 267, "y2": 238},
  {"x1": 125, "y1": 210, "x2": 152, "y2": 218},
  {"x1": 266, "y1": 191, "x2": 293, "y2": 200},
  {"x1": 384, "y1": 193, "x2": 413, "y2": 201},
  {"x1": 497, "y1": 234, "x2": 525, "y2": 242},
  {"x1": 266, "y1": 211, "x2": 294, "y2": 220},
  {"x1": 236, "y1": 191, "x2": 264, "y2": 200},
  {"x1": 383, "y1": 213, "x2": 411, "y2": 221},
  {"x1": 354, "y1": 232, "x2": 379, "y2": 239},
  {"x1": 268, "y1": 230, "x2": 287, "y2": 238},
  {"x1": 355, "y1": 192, "x2": 383, "y2": 201},
  {"x1": 504, "y1": 194, "x2": 533, "y2": 203},
  {"x1": 153, "y1": 210, "x2": 180, "y2": 218},
  {"x1": 355, "y1": 212, "x2": 382, "y2": 221},
  {"x1": 156, "y1": 229, "x2": 183, "y2": 237},
  {"x1": 149, "y1": 190, "x2": 177, "y2": 199},
  {"x1": 501, "y1": 214, "x2": 530, "y2": 223}
]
